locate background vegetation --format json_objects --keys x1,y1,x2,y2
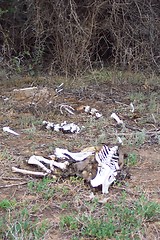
[{"x1": 0, "y1": 0, "x2": 160, "y2": 76}]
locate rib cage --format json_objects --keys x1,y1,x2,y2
[{"x1": 90, "y1": 145, "x2": 120, "y2": 194}]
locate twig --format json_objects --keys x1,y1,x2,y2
[
  {"x1": 125, "y1": 124, "x2": 142, "y2": 131},
  {"x1": 0, "y1": 182, "x2": 28, "y2": 189},
  {"x1": 1, "y1": 177, "x2": 25, "y2": 181},
  {"x1": 151, "y1": 114, "x2": 157, "y2": 124}
]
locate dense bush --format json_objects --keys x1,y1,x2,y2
[{"x1": 0, "y1": 0, "x2": 160, "y2": 75}]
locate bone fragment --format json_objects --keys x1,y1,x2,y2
[
  {"x1": 117, "y1": 136, "x2": 123, "y2": 145},
  {"x1": 13, "y1": 87, "x2": 38, "y2": 91},
  {"x1": 130, "y1": 102, "x2": 135, "y2": 113},
  {"x1": 28, "y1": 155, "x2": 69, "y2": 171},
  {"x1": 28, "y1": 156, "x2": 51, "y2": 173},
  {"x1": 111, "y1": 113, "x2": 123, "y2": 125},
  {"x1": 95, "y1": 112, "x2": 103, "y2": 119},
  {"x1": 84, "y1": 106, "x2": 91, "y2": 113},
  {"x1": 3, "y1": 127, "x2": 20, "y2": 136},
  {"x1": 12, "y1": 167, "x2": 48, "y2": 176},
  {"x1": 55, "y1": 83, "x2": 64, "y2": 93},
  {"x1": 54, "y1": 148, "x2": 94, "y2": 161},
  {"x1": 60, "y1": 104, "x2": 75, "y2": 115},
  {"x1": 61, "y1": 123, "x2": 80, "y2": 133}
]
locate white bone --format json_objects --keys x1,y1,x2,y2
[
  {"x1": 3, "y1": 127, "x2": 19, "y2": 136},
  {"x1": 28, "y1": 155, "x2": 69, "y2": 171},
  {"x1": 90, "y1": 156, "x2": 113, "y2": 193},
  {"x1": 55, "y1": 83, "x2": 64, "y2": 93},
  {"x1": 13, "y1": 87, "x2": 37, "y2": 91},
  {"x1": 130, "y1": 102, "x2": 135, "y2": 113},
  {"x1": 54, "y1": 148, "x2": 68, "y2": 159},
  {"x1": 54, "y1": 124, "x2": 61, "y2": 132},
  {"x1": 84, "y1": 106, "x2": 90, "y2": 113},
  {"x1": 42, "y1": 121, "x2": 54, "y2": 130},
  {"x1": 90, "y1": 108, "x2": 98, "y2": 115},
  {"x1": 50, "y1": 160, "x2": 69, "y2": 170},
  {"x1": 117, "y1": 136, "x2": 123, "y2": 145},
  {"x1": 37, "y1": 155, "x2": 69, "y2": 170},
  {"x1": 42, "y1": 120, "x2": 80, "y2": 133},
  {"x1": 28, "y1": 156, "x2": 51, "y2": 173},
  {"x1": 111, "y1": 113, "x2": 123, "y2": 125},
  {"x1": 12, "y1": 167, "x2": 48, "y2": 176},
  {"x1": 46, "y1": 122, "x2": 54, "y2": 130},
  {"x1": 60, "y1": 105, "x2": 75, "y2": 115},
  {"x1": 62, "y1": 123, "x2": 80, "y2": 133},
  {"x1": 54, "y1": 148, "x2": 94, "y2": 161},
  {"x1": 90, "y1": 146, "x2": 119, "y2": 194},
  {"x1": 95, "y1": 112, "x2": 103, "y2": 119}
]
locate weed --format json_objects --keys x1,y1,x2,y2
[
  {"x1": 27, "y1": 177, "x2": 56, "y2": 200},
  {"x1": 125, "y1": 152, "x2": 137, "y2": 166},
  {"x1": 60, "y1": 215, "x2": 78, "y2": 230},
  {"x1": 69, "y1": 176, "x2": 84, "y2": 184},
  {"x1": 0, "y1": 149, "x2": 13, "y2": 161},
  {"x1": 0, "y1": 199, "x2": 17, "y2": 210},
  {"x1": 135, "y1": 130, "x2": 146, "y2": 146},
  {"x1": 61, "y1": 202, "x2": 70, "y2": 209},
  {"x1": 61, "y1": 186, "x2": 70, "y2": 195},
  {"x1": 128, "y1": 130, "x2": 146, "y2": 146}
]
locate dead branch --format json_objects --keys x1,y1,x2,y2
[
  {"x1": 0, "y1": 182, "x2": 28, "y2": 189},
  {"x1": 0, "y1": 0, "x2": 159, "y2": 75}
]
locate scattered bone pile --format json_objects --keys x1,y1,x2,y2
[
  {"x1": 12, "y1": 144, "x2": 120, "y2": 194},
  {"x1": 42, "y1": 121, "x2": 81, "y2": 133},
  {"x1": 59, "y1": 104, "x2": 103, "y2": 119},
  {"x1": 7, "y1": 86, "x2": 128, "y2": 194},
  {"x1": 76, "y1": 105, "x2": 103, "y2": 119}
]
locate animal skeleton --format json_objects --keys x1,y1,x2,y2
[{"x1": 12, "y1": 145, "x2": 120, "y2": 194}]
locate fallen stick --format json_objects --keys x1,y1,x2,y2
[
  {"x1": 1, "y1": 177, "x2": 25, "y2": 181},
  {"x1": 0, "y1": 182, "x2": 28, "y2": 189},
  {"x1": 12, "y1": 167, "x2": 48, "y2": 176}
]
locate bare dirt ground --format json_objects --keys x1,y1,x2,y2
[{"x1": 0, "y1": 75, "x2": 160, "y2": 239}]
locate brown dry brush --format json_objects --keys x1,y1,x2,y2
[{"x1": 0, "y1": 0, "x2": 160, "y2": 76}]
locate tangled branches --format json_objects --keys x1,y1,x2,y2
[{"x1": 0, "y1": 0, "x2": 160, "y2": 75}]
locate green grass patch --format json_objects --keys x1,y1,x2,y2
[
  {"x1": 125, "y1": 152, "x2": 137, "y2": 166},
  {"x1": 27, "y1": 177, "x2": 56, "y2": 200},
  {"x1": 0, "y1": 149, "x2": 13, "y2": 161},
  {"x1": 60, "y1": 195, "x2": 160, "y2": 239},
  {"x1": 0, "y1": 199, "x2": 17, "y2": 210}
]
